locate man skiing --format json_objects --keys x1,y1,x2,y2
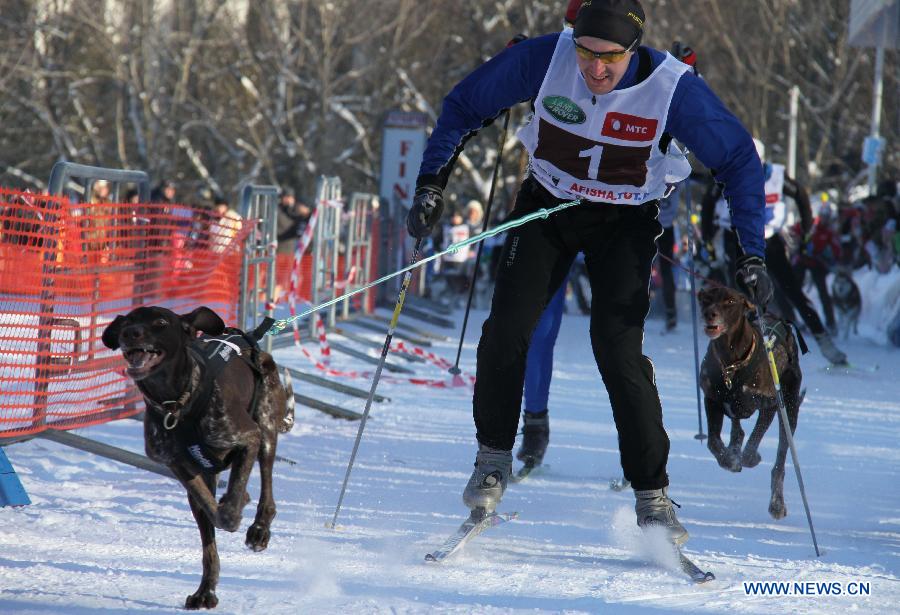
[
  {"x1": 515, "y1": 17, "x2": 704, "y2": 477},
  {"x1": 407, "y1": 0, "x2": 769, "y2": 547}
]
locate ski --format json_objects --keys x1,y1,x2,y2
[
  {"x1": 425, "y1": 510, "x2": 518, "y2": 562},
  {"x1": 822, "y1": 362, "x2": 879, "y2": 374},
  {"x1": 676, "y1": 548, "x2": 715, "y2": 583}
]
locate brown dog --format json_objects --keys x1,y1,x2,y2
[
  {"x1": 102, "y1": 306, "x2": 294, "y2": 609},
  {"x1": 698, "y1": 286, "x2": 803, "y2": 520}
]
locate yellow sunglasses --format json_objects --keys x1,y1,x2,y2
[{"x1": 573, "y1": 38, "x2": 637, "y2": 64}]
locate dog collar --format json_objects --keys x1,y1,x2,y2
[
  {"x1": 144, "y1": 362, "x2": 201, "y2": 430},
  {"x1": 714, "y1": 332, "x2": 758, "y2": 391}
]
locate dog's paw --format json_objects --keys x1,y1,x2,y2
[
  {"x1": 741, "y1": 449, "x2": 762, "y2": 468},
  {"x1": 246, "y1": 521, "x2": 271, "y2": 552},
  {"x1": 769, "y1": 496, "x2": 787, "y2": 520},
  {"x1": 215, "y1": 507, "x2": 242, "y2": 532},
  {"x1": 707, "y1": 440, "x2": 728, "y2": 465},
  {"x1": 724, "y1": 445, "x2": 744, "y2": 471},
  {"x1": 214, "y1": 491, "x2": 250, "y2": 532},
  {"x1": 185, "y1": 588, "x2": 218, "y2": 610},
  {"x1": 716, "y1": 457, "x2": 741, "y2": 472},
  {"x1": 714, "y1": 450, "x2": 742, "y2": 472}
]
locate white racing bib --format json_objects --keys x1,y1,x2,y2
[
  {"x1": 442, "y1": 223, "x2": 471, "y2": 264},
  {"x1": 518, "y1": 29, "x2": 690, "y2": 205},
  {"x1": 763, "y1": 163, "x2": 786, "y2": 238},
  {"x1": 715, "y1": 163, "x2": 786, "y2": 238}
]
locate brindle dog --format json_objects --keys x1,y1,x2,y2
[
  {"x1": 102, "y1": 306, "x2": 293, "y2": 609},
  {"x1": 698, "y1": 286, "x2": 803, "y2": 520}
]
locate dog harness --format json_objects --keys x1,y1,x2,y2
[
  {"x1": 143, "y1": 319, "x2": 274, "y2": 474},
  {"x1": 713, "y1": 316, "x2": 805, "y2": 393}
]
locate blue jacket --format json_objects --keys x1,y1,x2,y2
[{"x1": 417, "y1": 33, "x2": 766, "y2": 257}]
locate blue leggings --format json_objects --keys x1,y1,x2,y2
[{"x1": 523, "y1": 279, "x2": 566, "y2": 413}]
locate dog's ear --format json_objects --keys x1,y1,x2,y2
[
  {"x1": 697, "y1": 287, "x2": 710, "y2": 302},
  {"x1": 101, "y1": 315, "x2": 126, "y2": 350},
  {"x1": 181, "y1": 306, "x2": 226, "y2": 337},
  {"x1": 743, "y1": 296, "x2": 755, "y2": 312}
]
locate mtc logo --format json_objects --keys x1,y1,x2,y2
[{"x1": 601, "y1": 112, "x2": 658, "y2": 142}]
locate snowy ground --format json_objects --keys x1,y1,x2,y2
[{"x1": 1, "y1": 288, "x2": 898, "y2": 614}]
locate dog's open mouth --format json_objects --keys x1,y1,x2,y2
[
  {"x1": 122, "y1": 346, "x2": 165, "y2": 378},
  {"x1": 704, "y1": 322, "x2": 726, "y2": 338}
]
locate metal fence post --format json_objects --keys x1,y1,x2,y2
[
  {"x1": 310, "y1": 176, "x2": 343, "y2": 333},
  {"x1": 341, "y1": 192, "x2": 377, "y2": 319},
  {"x1": 237, "y1": 184, "x2": 279, "y2": 353}
]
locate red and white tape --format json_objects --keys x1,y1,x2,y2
[
  {"x1": 287, "y1": 205, "x2": 321, "y2": 343},
  {"x1": 290, "y1": 325, "x2": 474, "y2": 388},
  {"x1": 314, "y1": 312, "x2": 331, "y2": 363}
]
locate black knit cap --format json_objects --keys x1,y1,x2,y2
[{"x1": 573, "y1": 0, "x2": 645, "y2": 49}]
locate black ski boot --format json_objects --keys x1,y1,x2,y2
[{"x1": 516, "y1": 410, "x2": 550, "y2": 467}]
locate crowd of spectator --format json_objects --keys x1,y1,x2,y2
[
  {"x1": 2, "y1": 172, "x2": 898, "y2": 342},
  {"x1": 832, "y1": 180, "x2": 900, "y2": 274},
  {"x1": 1, "y1": 178, "x2": 316, "y2": 268}
]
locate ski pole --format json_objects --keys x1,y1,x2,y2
[
  {"x1": 754, "y1": 305, "x2": 820, "y2": 557},
  {"x1": 265, "y1": 199, "x2": 582, "y2": 337},
  {"x1": 329, "y1": 238, "x2": 424, "y2": 529},
  {"x1": 685, "y1": 178, "x2": 707, "y2": 441},
  {"x1": 449, "y1": 110, "x2": 510, "y2": 375}
]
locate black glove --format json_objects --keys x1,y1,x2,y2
[
  {"x1": 406, "y1": 184, "x2": 444, "y2": 239},
  {"x1": 735, "y1": 254, "x2": 773, "y2": 307}
]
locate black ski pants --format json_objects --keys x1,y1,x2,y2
[
  {"x1": 794, "y1": 256, "x2": 837, "y2": 330},
  {"x1": 473, "y1": 178, "x2": 670, "y2": 490},
  {"x1": 765, "y1": 233, "x2": 827, "y2": 336}
]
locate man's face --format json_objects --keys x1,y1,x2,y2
[
  {"x1": 574, "y1": 36, "x2": 633, "y2": 95},
  {"x1": 163, "y1": 186, "x2": 176, "y2": 201}
]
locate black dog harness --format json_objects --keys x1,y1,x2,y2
[
  {"x1": 714, "y1": 315, "x2": 807, "y2": 393},
  {"x1": 143, "y1": 319, "x2": 274, "y2": 473}
]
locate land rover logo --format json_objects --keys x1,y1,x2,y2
[{"x1": 542, "y1": 96, "x2": 586, "y2": 124}]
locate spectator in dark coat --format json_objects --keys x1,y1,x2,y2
[{"x1": 276, "y1": 188, "x2": 312, "y2": 256}]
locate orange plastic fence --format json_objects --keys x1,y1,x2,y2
[{"x1": 0, "y1": 189, "x2": 248, "y2": 438}]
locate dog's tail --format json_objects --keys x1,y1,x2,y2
[{"x1": 280, "y1": 368, "x2": 295, "y2": 433}]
